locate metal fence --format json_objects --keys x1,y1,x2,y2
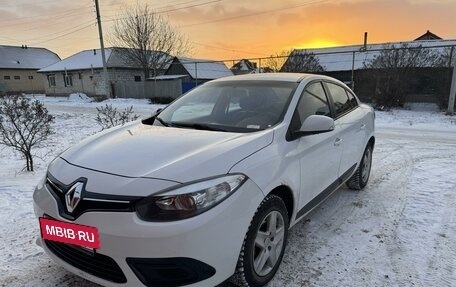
[{"x1": 113, "y1": 80, "x2": 182, "y2": 100}]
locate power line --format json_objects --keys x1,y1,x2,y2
[
  {"x1": 25, "y1": 20, "x2": 95, "y2": 42},
  {"x1": 0, "y1": 5, "x2": 92, "y2": 28},
  {"x1": 29, "y1": 22, "x2": 95, "y2": 46},
  {"x1": 102, "y1": 0, "x2": 222, "y2": 23},
  {"x1": 102, "y1": 0, "x2": 218, "y2": 20},
  {"x1": 181, "y1": 0, "x2": 330, "y2": 28},
  {"x1": 10, "y1": 8, "x2": 94, "y2": 34},
  {"x1": 192, "y1": 41, "x2": 269, "y2": 57}
]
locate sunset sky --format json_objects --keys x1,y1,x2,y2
[{"x1": 1, "y1": 0, "x2": 455, "y2": 61}]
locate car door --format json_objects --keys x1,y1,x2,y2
[
  {"x1": 324, "y1": 82, "x2": 366, "y2": 178},
  {"x1": 289, "y1": 81, "x2": 343, "y2": 218}
]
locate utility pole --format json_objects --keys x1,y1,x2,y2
[
  {"x1": 447, "y1": 46, "x2": 455, "y2": 115},
  {"x1": 94, "y1": 0, "x2": 110, "y2": 98}
]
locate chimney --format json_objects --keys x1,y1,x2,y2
[{"x1": 93, "y1": 49, "x2": 96, "y2": 55}]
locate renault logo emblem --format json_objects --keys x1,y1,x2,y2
[{"x1": 65, "y1": 182, "x2": 84, "y2": 213}]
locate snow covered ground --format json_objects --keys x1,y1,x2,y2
[{"x1": 1, "y1": 98, "x2": 456, "y2": 287}]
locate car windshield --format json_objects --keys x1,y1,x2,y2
[{"x1": 155, "y1": 80, "x2": 298, "y2": 133}]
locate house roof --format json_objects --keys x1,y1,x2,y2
[
  {"x1": 175, "y1": 57, "x2": 233, "y2": 79},
  {"x1": 231, "y1": 59, "x2": 257, "y2": 72},
  {"x1": 290, "y1": 39, "x2": 456, "y2": 72},
  {"x1": 38, "y1": 48, "x2": 172, "y2": 73},
  {"x1": 147, "y1": 75, "x2": 188, "y2": 80},
  {"x1": 415, "y1": 30, "x2": 442, "y2": 41},
  {"x1": 0, "y1": 45, "x2": 60, "y2": 70}
]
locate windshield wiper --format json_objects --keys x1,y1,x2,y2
[
  {"x1": 170, "y1": 122, "x2": 227, "y2": 132},
  {"x1": 155, "y1": 116, "x2": 169, "y2": 127}
]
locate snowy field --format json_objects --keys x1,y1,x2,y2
[{"x1": 1, "y1": 97, "x2": 456, "y2": 287}]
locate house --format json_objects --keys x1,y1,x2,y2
[
  {"x1": 415, "y1": 30, "x2": 442, "y2": 41},
  {"x1": 0, "y1": 45, "x2": 60, "y2": 94},
  {"x1": 231, "y1": 59, "x2": 274, "y2": 75},
  {"x1": 165, "y1": 57, "x2": 233, "y2": 92},
  {"x1": 231, "y1": 59, "x2": 258, "y2": 75},
  {"x1": 38, "y1": 48, "x2": 171, "y2": 97},
  {"x1": 285, "y1": 31, "x2": 456, "y2": 104}
]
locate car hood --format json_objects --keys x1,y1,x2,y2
[{"x1": 60, "y1": 121, "x2": 274, "y2": 183}]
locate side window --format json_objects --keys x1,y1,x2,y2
[
  {"x1": 298, "y1": 82, "x2": 331, "y2": 120},
  {"x1": 326, "y1": 82, "x2": 351, "y2": 117},
  {"x1": 290, "y1": 82, "x2": 331, "y2": 132},
  {"x1": 345, "y1": 90, "x2": 358, "y2": 108}
]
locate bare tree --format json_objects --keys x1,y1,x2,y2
[
  {"x1": 281, "y1": 50, "x2": 325, "y2": 73},
  {"x1": 0, "y1": 96, "x2": 54, "y2": 171},
  {"x1": 436, "y1": 46, "x2": 456, "y2": 67},
  {"x1": 263, "y1": 50, "x2": 289, "y2": 72},
  {"x1": 109, "y1": 3, "x2": 190, "y2": 79},
  {"x1": 363, "y1": 44, "x2": 440, "y2": 107},
  {"x1": 95, "y1": 104, "x2": 139, "y2": 131}
]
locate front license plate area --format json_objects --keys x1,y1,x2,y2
[{"x1": 39, "y1": 217, "x2": 100, "y2": 249}]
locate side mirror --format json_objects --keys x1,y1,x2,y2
[{"x1": 294, "y1": 115, "x2": 335, "y2": 138}]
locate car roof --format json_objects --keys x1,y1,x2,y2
[
  {"x1": 208, "y1": 73, "x2": 355, "y2": 93},
  {"x1": 212, "y1": 73, "x2": 334, "y2": 83}
]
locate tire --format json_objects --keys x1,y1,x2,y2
[
  {"x1": 233, "y1": 194, "x2": 289, "y2": 287},
  {"x1": 346, "y1": 144, "x2": 373, "y2": 190}
]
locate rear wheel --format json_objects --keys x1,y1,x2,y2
[
  {"x1": 233, "y1": 194, "x2": 289, "y2": 287},
  {"x1": 346, "y1": 144, "x2": 373, "y2": 190}
]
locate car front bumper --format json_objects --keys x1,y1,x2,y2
[{"x1": 33, "y1": 177, "x2": 264, "y2": 287}]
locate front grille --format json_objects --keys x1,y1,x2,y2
[
  {"x1": 45, "y1": 240, "x2": 127, "y2": 283},
  {"x1": 46, "y1": 173, "x2": 140, "y2": 220}
]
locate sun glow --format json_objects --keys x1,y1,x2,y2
[{"x1": 296, "y1": 39, "x2": 341, "y2": 49}]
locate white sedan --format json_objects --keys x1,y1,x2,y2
[{"x1": 33, "y1": 73, "x2": 375, "y2": 287}]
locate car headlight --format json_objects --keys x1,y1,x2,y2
[{"x1": 135, "y1": 174, "x2": 247, "y2": 221}]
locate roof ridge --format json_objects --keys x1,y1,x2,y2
[{"x1": 295, "y1": 38, "x2": 456, "y2": 52}]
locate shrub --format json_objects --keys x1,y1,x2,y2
[
  {"x1": 0, "y1": 96, "x2": 54, "y2": 171},
  {"x1": 95, "y1": 104, "x2": 139, "y2": 130}
]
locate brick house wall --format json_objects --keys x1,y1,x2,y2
[
  {"x1": 41, "y1": 68, "x2": 144, "y2": 96},
  {"x1": 0, "y1": 69, "x2": 46, "y2": 94}
]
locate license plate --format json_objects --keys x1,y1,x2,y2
[{"x1": 39, "y1": 217, "x2": 100, "y2": 249}]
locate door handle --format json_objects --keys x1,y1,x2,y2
[
  {"x1": 334, "y1": 138, "x2": 342, "y2": 146},
  {"x1": 360, "y1": 124, "x2": 366, "y2": 130}
]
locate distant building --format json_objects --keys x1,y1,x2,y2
[
  {"x1": 165, "y1": 57, "x2": 233, "y2": 92},
  {"x1": 231, "y1": 59, "x2": 273, "y2": 74},
  {"x1": 38, "y1": 47, "x2": 171, "y2": 97},
  {"x1": 285, "y1": 31, "x2": 456, "y2": 104},
  {"x1": 231, "y1": 59, "x2": 258, "y2": 75},
  {"x1": 415, "y1": 30, "x2": 442, "y2": 41},
  {"x1": 0, "y1": 45, "x2": 60, "y2": 94}
]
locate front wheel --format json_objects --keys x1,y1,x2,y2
[
  {"x1": 233, "y1": 194, "x2": 289, "y2": 287},
  {"x1": 346, "y1": 144, "x2": 373, "y2": 190}
]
